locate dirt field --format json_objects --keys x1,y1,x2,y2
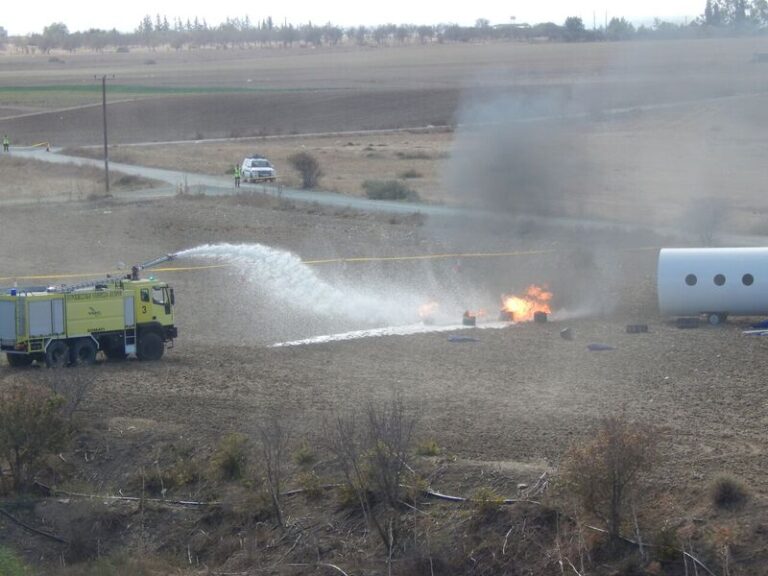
[{"x1": 1, "y1": 39, "x2": 768, "y2": 574}]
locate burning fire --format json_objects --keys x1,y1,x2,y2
[
  {"x1": 418, "y1": 301, "x2": 440, "y2": 322},
  {"x1": 501, "y1": 284, "x2": 552, "y2": 322}
]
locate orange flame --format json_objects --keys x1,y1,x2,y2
[
  {"x1": 419, "y1": 301, "x2": 440, "y2": 320},
  {"x1": 501, "y1": 284, "x2": 552, "y2": 322}
]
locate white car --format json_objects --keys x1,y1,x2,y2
[{"x1": 241, "y1": 155, "x2": 277, "y2": 182}]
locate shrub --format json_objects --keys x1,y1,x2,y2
[
  {"x1": 558, "y1": 415, "x2": 658, "y2": 546},
  {"x1": 652, "y1": 523, "x2": 681, "y2": 563},
  {"x1": 398, "y1": 169, "x2": 423, "y2": 179},
  {"x1": 710, "y1": 474, "x2": 749, "y2": 509},
  {"x1": 416, "y1": 438, "x2": 440, "y2": 456},
  {"x1": 0, "y1": 387, "x2": 68, "y2": 492},
  {"x1": 288, "y1": 151, "x2": 322, "y2": 189},
  {"x1": 472, "y1": 486, "x2": 504, "y2": 516},
  {"x1": 336, "y1": 479, "x2": 371, "y2": 510},
  {"x1": 362, "y1": 179, "x2": 420, "y2": 201},
  {"x1": 40, "y1": 370, "x2": 94, "y2": 419},
  {"x1": 395, "y1": 151, "x2": 431, "y2": 160},
  {"x1": 297, "y1": 471, "x2": 324, "y2": 500},
  {"x1": 293, "y1": 440, "x2": 317, "y2": 466},
  {"x1": 51, "y1": 553, "x2": 174, "y2": 575},
  {"x1": 210, "y1": 433, "x2": 248, "y2": 481},
  {"x1": 0, "y1": 546, "x2": 29, "y2": 576}
]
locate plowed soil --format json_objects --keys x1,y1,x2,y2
[{"x1": 2, "y1": 38, "x2": 768, "y2": 573}]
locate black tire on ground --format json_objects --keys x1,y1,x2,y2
[
  {"x1": 101, "y1": 339, "x2": 127, "y2": 361},
  {"x1": 6, "y1": 353, "x2": 33, "y2": 367},
  {"x1": 70, "y1": 338, "x2": 98, "y2": 366},
  {"x1": 626, "y1": 324, "x2": 649, "y2": 334},
  {"x1": 137, "y1": 331, "x2": 164, "y2": 361},
  {"x1": 45, "y1": 340, "x2": 69, "y2": 368}
]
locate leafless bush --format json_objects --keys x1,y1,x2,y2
[
  {"x1": 326, "y1": 394, "x2": 417, "y2": 556},
  {"x1": 288, "y1": 151, "x2": 323, "y2": 189},
  {"x1": 365, "y1": 397, "x2": 416, "y2": 510},
  {"x1": 558, "y1": 414, "x2": 658, "y2": 547},
  {"x1": 0, "y1": 386, "x2": 69, "y2": 492},
  {"x1": 41, "y1": 369, "x2": 95, "y2": 419},
  {"x1": 256, "y1": 415, "x2": 290, "y2": 529}
]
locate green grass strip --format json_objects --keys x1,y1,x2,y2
[{"x1": 0, "y1": 546, "x2": 30, "y2": 576}]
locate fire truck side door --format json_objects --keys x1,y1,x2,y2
[{"x1": 136, "y1": 288, "x2": 154, "y2": 323}]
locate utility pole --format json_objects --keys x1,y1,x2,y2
[{"x1": 95, "y1": 75, "x2": 113, "y2": 194}]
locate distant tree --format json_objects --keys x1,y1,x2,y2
[
  {"x1": 734, "y1": 0, "x2": 749, "y2": 23},
  {"x1": 416, "y1": 25, "x2": 434, "y2": 43},
  {"x1": 710, "y1": 1, "x2": 724, "y2": 25},
  {"x1": 705, "y1": 0, "x2": 715, "y2": 23},
  {"x1": 288, "y1": 152, "x2": 322, "y2": 189},
  {"x1": 137, "y1": 15, "x2": 153, "y2": 35},
  {"x1": 304, "y1": 24, "x2": 323, "y2": 46},
  {"x1": 475, "y1": 18, "x2": 491, "y2": 29},
  {"x1": 323, "y1": 24, "x2": 344, "y2": 45},
  {"x1": 279, "y1": 24, "x2": 298, "y2": 47},
  {"x1": 564, "y1": 16, "x2": 586, "y2": 40},
  {"x1": 606, "y1": 17, "x2": 636, "y2": 40},
  {"x1": 39, "y1": 22, "x2": 69, "y2": 52},
  {"x1": 752, "y1": 0, "x2": 768, "y2": 24},
  {"x1": 395, "y1": 24, "x2": 412, "y2": 43},
  {"x1": 704, "y1": 0, "x2": 759, "y2": 26},
  {"x1": 352, "y1": 25, "x2": 368, "y2": 45},
  {"x1": 0, "y1": 26, "x2": 7, "y2": 49}
]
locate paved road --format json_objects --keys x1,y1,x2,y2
[
  {"x1": 8, "y1": 147, "x2": 768, "y2": 247},
  {"x1": 11, "y1": 147, "x2": 467, "y2": 216}
]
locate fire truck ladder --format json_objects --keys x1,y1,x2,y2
[
  {"x1": 50, "y1": 278, "x2": 117, "y2": 293},
  {"x1": 124, "y1": 326, "x2": 137, "y2": 355}
]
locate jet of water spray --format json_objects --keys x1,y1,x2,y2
[{"x1": 177, "y1": 243, "x2": 426, "y2": 325}]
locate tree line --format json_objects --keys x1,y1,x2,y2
[{"x1": 0, "y1": 1, "x2": 767, "y2": 54}]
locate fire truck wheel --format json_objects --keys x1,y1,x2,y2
[
  {"x1": 45, "y1": 341, "x2": 69, "y2": 368},
  {"x1": 71, "y1": 339, "x2": 97, "y2": 366},
  {"x1": 102, "y1": 343, "x2": 127, "y2": 361},
  {"x1": 137, "y1": 331, "x2": 164, "y2": 361},
  {"x1": 6, "y1": 353, "x2": 33, "y2": 368}
]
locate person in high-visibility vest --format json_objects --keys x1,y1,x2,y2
[
  {"x1": 2, "y1": 135, "x2": 8, "y2": 152},
  {"x1": 234, "y1": 164, "x2": 241, "y2": 188}
]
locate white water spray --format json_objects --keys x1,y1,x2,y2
[{"x1": 177, "y1": 243, "x2": 427, "y2": 325}]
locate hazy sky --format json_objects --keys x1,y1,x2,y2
[{"x1": 3, "y1": 1, "x2": 704, "y2": 35}]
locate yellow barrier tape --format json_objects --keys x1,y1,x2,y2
[
  {"x1": 12, "y1": 142, "x2": 51, "y2": 150},
  {"x1": 0, "y1": 247, "x2": 659, "y2": 283}
]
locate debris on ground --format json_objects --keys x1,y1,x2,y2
[{"x1": 587, "y1": 343, "x2": 615, "y2": 351}]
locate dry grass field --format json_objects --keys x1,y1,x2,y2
[{"x1": 1, "y1": 38, "x2": 768, "y2": 575}]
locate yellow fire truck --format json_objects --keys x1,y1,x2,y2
[{"x1": 0, "y1": 255, "x2": 178, "y2": 367}]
